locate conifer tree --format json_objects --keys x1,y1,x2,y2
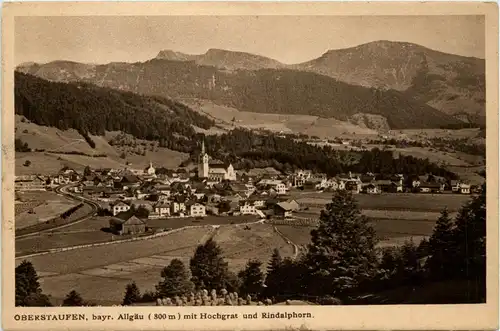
[
  {"x1": 238, "y1": 259, "x2": 264, "y2": 299},
  {"x1": 264, "y1": 248, "x2": 283, "y2": 298},
  {"x1": 452, "y1": 183, "x2": 486, "y2": 281},
  {"x1": 427, "y1": 208, "x2": 455, "y2": 280},
  {"x1": 190, "y1": 239, "x2": 231, "y2": 291},
  {"x1": 122, "y1": 282, "x2": 142, "y2": 306},
  {"x1": 15, "y1": 260, "x2": 52, "y2": 307},
  {"x1": 304, "y1": 191, "x2": 378, "y2": 298},
  {"x1": 62, "y1": 290, "x2": 85, "y2": 306},
  {"x1": 156, "y1": 259, "x2": 194, "y2": 298}
]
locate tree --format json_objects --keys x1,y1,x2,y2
[
  {"x1": 238, "y1": 259, "x2": 264, "y2": 299},
  {"x1": 451, "y1": 184, "x2": 486, "y2": 281},
  {"x1": 83, "y1": 166, "x2": 92, "y2": 176},
  {"x1": 15, "y1": 260, "x2": 52, "y2": 307},
  {"x1": 62, "y1": 290, "x2": 86, "y2": 306},
  {"x1": 190, "y1": 238, "x2": 232, "y2": 291},
  {"x1": 264, "y1": 249, "x2": 283, "y2": 297},
  {"x1": 23, "y1": 160, "x2": 31, "y2": 167},
  {"x1": 427, "y1": 208, "x2": 455, "y2": 280},
  {"x1": 304, "y1": 191, "x2": 378, "y2": 299},
  {"x1": 156, "y1": 259, "x2": 195, "y2": 298},
  {"x1": 122, "y1": 282, "x2": 141, "y2": 306}
]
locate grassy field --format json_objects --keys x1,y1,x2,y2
[
  {"x1": 213, "y1": 223, "x2": 295, "y2": 271},
  {"x1": 15, "y1": 117, "x2": 189, "y2": 175},
  {"x1": 181, "y1": 99, "x2": 378, "y2": 139},
  {"x1": 16, "y1": 223, "x2": 294, "y2": 305},
  {"x1": 15, "y1": 191, "x2": 79, "y2": 229},
  {"x1": 292, "y1": 191, "x2": 471, "y2": 212}
]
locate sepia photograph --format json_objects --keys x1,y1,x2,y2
[{"x1": 2, "y1": 2, "x2": 499, "y2": 330}]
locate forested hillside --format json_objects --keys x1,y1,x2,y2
[
  {"x1": 17, "y1": 59, "x2": 463, "y2": 130},
  {"x1": 15, "y1": 72, "x2": 214, "y2": 153},
  {"x1": 15, "y1": 73, "x2": 457, "y2": 179}
]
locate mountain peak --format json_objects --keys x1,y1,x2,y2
[{"x1": 156, "y1": 50, "x2": 194, "y2": 61}]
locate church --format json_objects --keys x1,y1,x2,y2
[{"x1": 198, "y1": 140, "x2": 236, "y2": 182}]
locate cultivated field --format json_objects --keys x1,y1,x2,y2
[
  {"x1": 16, "y1": 227, "x2": 214, "y2": 304},
  {"x1": 16, "y1": 222, "x2": 295, "y2": 305},
  {"x1": 15, "y1": 191, "x2": 79, "y2": 229}
]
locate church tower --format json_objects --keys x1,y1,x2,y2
[{"x1": 198, "y1": 139, "x2": 209, "y2": 178}]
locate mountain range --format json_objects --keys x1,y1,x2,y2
[{"x1": 17, "y1": 40, "x2": 485, "y2": 128}]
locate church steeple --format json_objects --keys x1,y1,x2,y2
[{"x1": 201, "y1": 139, "x2": 206, "y2": 155}]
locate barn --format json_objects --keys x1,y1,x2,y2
[{"x1": 109, "y1": 214, "x2": 147, "y2": 235}]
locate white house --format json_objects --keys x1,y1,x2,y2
[
  {"x1": 239, "y1": 201, "x2": 257, "y2": 215},
  {"x1": 150, "y1": 202, "x2": 170, "y2": 219},
  {"x1": 189, "y1": 203, "x2": 206, "y2": 217},
  {"x1": 171, "y1": 202, "x2": 186, "y2": 215},
  {"x1": 112, "y1": 201, "x2": 130, "y2": 216}
]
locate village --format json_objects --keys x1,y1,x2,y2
[{"x1": 14, "y1": 139, "x2": 479, "y2": 237}]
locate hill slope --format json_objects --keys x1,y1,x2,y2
[
  {"x1": 16, "y1": 59, "x2": 462, "y2": 130},
  {"x1": 156, "y1": 48, "x2": 285, "y2": 70},
  {"x1": 294, "y1": 41, "x2": 485, "y2": 118}
]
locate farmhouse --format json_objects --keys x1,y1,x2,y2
[
  {"x1": 274, "y1": 201, "x2": 295, "y2": 218},
  {"x1": 109, "y1": 214, "x2": 147, "y2": 235}
]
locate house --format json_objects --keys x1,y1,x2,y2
[
  {"x1": 274, "y1": 201, "x2": 294, "y2": 218},
  {"x1": 15, "y1": 175, "x2": 46, "y2": 191},
  {"x1": 171, "y1": 200, "x2": 187, "y2": 215},
  {"x1": 150, "y1": 202, "x2": 170, "y2": 219},
  {"x1": 189, "y1": 203, "x2": 206, "y2": 217},
  {"x1": 239, "y1": 201, "x2": 257, "y2": 215},
  {"x1": 292, "y1": 170, "x2": 311, "y2": 187},
  {"x1": 363, "y1": 183, "x2": 380, "y2": 194},
  {"x1": 345, "y1": 180, "x2": 361, "y2": 194},
  {"x1": 120, "y1": 174, "x2": 141, "y2": 190},
  {"x1": 257, "y1": 180, "x2": 287, "y2": 195},
  {"x1": 451, "y1": 180, "x2": 471, "y2": 194},
  {"x1": 109, "y1": 214, "x2": 147, "y2": 235},
  {"x1": 248, "y1": 197, "x2": 266, "y2": 209},
  {"x1": 111, "y1": 201, "x2": 130, "y2": 216}
]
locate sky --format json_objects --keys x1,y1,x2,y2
[{"x1": 15, "y1": 15, "x2": 485, "y2": 66}]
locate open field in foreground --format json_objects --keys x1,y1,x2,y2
[
  {"x1": 16, "y1": 223, "x2": 294, "y2": 305},
  {"x1": 15, "y1": 191, "x2": 79, "y2": 230}
]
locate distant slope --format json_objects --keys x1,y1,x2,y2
[
  {"x1": 294, "y1": 41, "x2": 485, "y2": 118},
  {"x1": 155, "y1": 48, "x2": 286, "y2": 70},
  {"x1": 16, "y1": 60, "x2": 462, "y2": 130}
]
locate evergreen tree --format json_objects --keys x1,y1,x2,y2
[
  {"x1": 15, "y1": 260, "x2": 52, "y2": 306},
  {"x1": 122, "y1": 282, "x2": 142, "y2": 306},
  {"x1": 83, "y1": 166, "x2": 92, "y2": 176},
  {"x1": 452, "y1": 183, "x2": 486, "y2": 281},
  {"x1": 427, "y1": 208, "x2": 455, "y2": 280},
  {"x1": 156, "y1": 259, "x2": 194, "y2": 298},
  {"x1": 62, "y1": 290, "x2": 85, "y2": 306},
  {"x1": 238, "y1": 259, "x2": 264, "y2": 299},
  {"x1": 190, "y1": 238, "x2": 231, "y2": 291},
  {"x1": 304, "y1": 191, "x2": 378, "y2": 299},
  {"x1": 264, "y1": 248, "x2": 283, "y2": 298}
]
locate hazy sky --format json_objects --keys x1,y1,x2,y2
[{"x1": 15, "y1": 15, "x2": 485, "y2": 65}]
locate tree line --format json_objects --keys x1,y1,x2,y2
[{"x1": 16, "y1": 184, "x2": 485, "y2": 306}]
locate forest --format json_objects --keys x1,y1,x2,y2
[{"x1": 15, "y1": 72, "x2": 457, "y2": 179}]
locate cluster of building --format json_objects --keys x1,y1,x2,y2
[{"x1": 15, "y1": 140, "x2": 479, "y2": 236}]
